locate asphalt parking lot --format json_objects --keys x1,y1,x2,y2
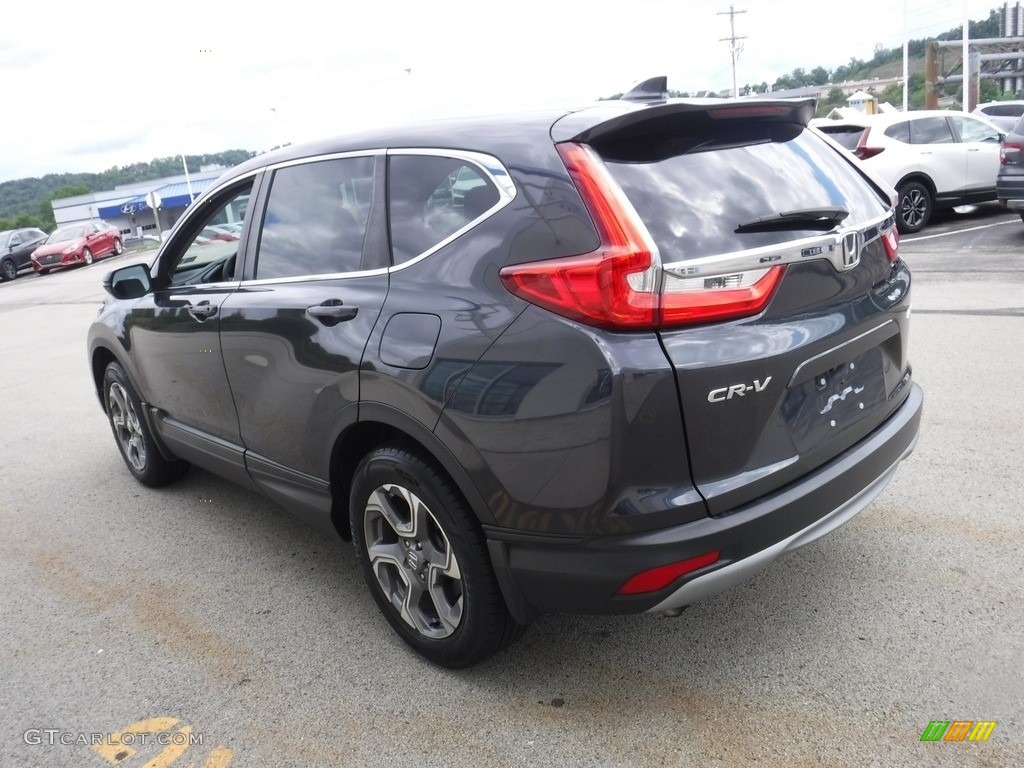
[{"x1": 1, "y1": 205, "x2": 1021, "y2": 767}]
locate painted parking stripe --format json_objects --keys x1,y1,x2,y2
[{"x1": 903, "y1": 218, "x2": 1017, "y2": 243}]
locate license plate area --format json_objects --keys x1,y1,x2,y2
[{"x1": 782, "y1": 346, "x2": 887, "y2": 453}]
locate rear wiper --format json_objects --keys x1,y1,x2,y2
[{"x1": 735, "y1": 207, "x2": 849, "y2": 234}]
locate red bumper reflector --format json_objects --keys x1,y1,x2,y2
[{"x1": 616, "y1": 551, "x2": 721, "y2": 595}]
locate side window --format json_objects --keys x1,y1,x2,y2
[
  {"x1": 388, "y1": 155, "x2": 500, "y2": 265},
  {"x1": 952, "y1": 116, "x2": 1000, "y2": 143},
  {"x1": 910, "y1": 117, "x2": 955, "y2": 144},
  {"x1": 168, "y1": 183, "x2": 253, "y2": 287},
  {"x1": 883, "y1": 121, "x2": 911, "y2": 143},
  {"x1": 255, "y1": 156, "x2": 375, "y2": 280},
  {"x1": 990, "y1": 104, "x2": 1024, "y2": 117}
]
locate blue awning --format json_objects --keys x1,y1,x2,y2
[
  {"x1": 95, "y1": 179, "x2": 216, "y2": 218},
  {"x1": 98, "y1": 196, "x2": 149, "y2": 218},
  {"x1": 157, "y1": 180, "x2": 214, "y2": 209}
]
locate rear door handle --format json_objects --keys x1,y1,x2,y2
[
  {"x1": 187, "y1": 300, "x2": 217, "y2": 321},
  {"x1": 307, "y1": 299, "x2": 358, "y2": 326}
]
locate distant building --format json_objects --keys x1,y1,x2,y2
[{"x1": 50, "y1": 167, "x2": 227, "y2": 238}]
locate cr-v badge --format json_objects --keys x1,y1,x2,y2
[{"x1": 707, "y1": 376, "x2": 772, "y2": 403}]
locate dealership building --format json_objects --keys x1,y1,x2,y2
[{"x1": 50, "y1": 166, "x2": 228, "y2": 239}]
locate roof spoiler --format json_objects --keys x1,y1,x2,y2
[
  {"x1": 553, "y1": 98, "x2": 819, "y2": 144},
  {"x1": 622, "y1": 76, "x2": 669, "y2": 102}
]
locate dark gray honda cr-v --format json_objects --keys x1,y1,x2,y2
[{"x1": 88, "y1": 79, "x2": 922, "y2": 667}]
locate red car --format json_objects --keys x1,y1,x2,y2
[{"x1": 31, "y1": 221, "x2": 123, "y2": 275}]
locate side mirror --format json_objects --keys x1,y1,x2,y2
[{"x1": 103, "y1": 263, "x2": 152, "y2": 299}]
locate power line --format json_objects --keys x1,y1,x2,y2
[{"x1": 718, "y1": 5, "x2": 748, "y2": 97}]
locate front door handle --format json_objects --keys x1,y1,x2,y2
[
  {"x1": 187, "y1": 300, "x2": 217, "y2": 321},
  {"x1": 307, "y1": 299, "x2": 358, "y2": 326}
]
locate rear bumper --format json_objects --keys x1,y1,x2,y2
[
  {"x1": 486, "y1": 382, "x2": 922, "y2": 621},
  {"x1": 997, "y1": 175, "x2": 1024, "y2": 209}
]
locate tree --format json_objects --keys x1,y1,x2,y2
[
  {"x1": 815, "y1": 88, "x2": 849, "y2": 117},
  {"x1": 879, "y1": 83, "x2": 903, "y2": 106},
  {"x1": 810, "y1": 66, "x2": 830, "y2": 86},
  {"x1": 13, "y1": 212, "x2": 43, "y2": 229}
]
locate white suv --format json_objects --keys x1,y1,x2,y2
[
  {"x1": 972, "y1": 100, "x2": 1024, "y2": 132},
  {"x1": 813, "y1": 111, "x2": 1004, "y2": 233}
]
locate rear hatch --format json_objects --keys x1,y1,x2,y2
[
  {"x1": 554, "y1": 100, "x2": 914, "y2": 515},
  {"x1": 997, "y1": 119, "x2": 1024, "y2": 199}
]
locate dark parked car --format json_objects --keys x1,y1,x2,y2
[
  {"x1": 31, "y1": 220, "x2": 123, "y2": 275},
  {"x1": 88, "y1": 81, "x2": 922, "y2": 667},
  {"x1": 0, "y1": 227, "x2": 48, "y2": 281},
  {"x1": 997, "y1": 113, "x2": 1024, "y2": 220}
]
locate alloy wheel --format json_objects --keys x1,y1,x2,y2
[
  {"x1": 363, "y1": 483, "x2": 463, "y2": 639},
  {"x1": 108, "y1": 381, "x2": 147, "y2": 472},
  {"x1": 901, "y1": 189, "x2": 928, "y2": 229}
]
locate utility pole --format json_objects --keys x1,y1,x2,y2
[{"x1": 718, "y1": 5, "x2": 747, "y2": 97}]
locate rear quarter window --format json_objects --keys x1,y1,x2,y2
[
  {"x1": 596, "y1": 123, "x2": 889, "y2": 262},
  {"x1": 884, "y1": 121, "x2": 911, "y2": 143}
]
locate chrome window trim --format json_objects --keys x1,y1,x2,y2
[
  {"x1": 264, "y1": 148, "x2": 387, "y2": 172},
  {"x1": 227, "y1": 148, "x2": 518, "y2": 287},
  {"x1": 239, "y1": 266, "x2": 391, "y2": 287},
  {"x1": 661, "y1": 211, "x2": 896, "y2": 280},
  {"x1": 385, "y1": 148, "x2": 518, "y2": 273}
]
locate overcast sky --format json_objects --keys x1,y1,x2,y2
[{"x1": 0, "y1": 0, "x2": 1003, "y2": 183}]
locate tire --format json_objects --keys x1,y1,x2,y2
[
  {"x1": 103, "y1": 362, "x2": 189, "y2": 487},
  {"x1": 896, "y1": 181, "x2": 932, "y2": 234},
  {"x1": 83, "y1": 247, "x2": 93, "y2": 265},
  {"x1": 349, "y1": 444, "x2": 525, "y2": 668},
  {"x1": 114, "y1": 238, "x2": 123, "y2": 255},
  {"x1": 37, "y1": 269, "x2": 49, "y2": 276},
  {"x1": 0, "y1": 258, "x2": 15, "y2": 282}
]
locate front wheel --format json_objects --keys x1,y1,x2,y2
[
  {"x1": 114, "y1": 238, "x2": 123, "y2": 255},
  {"x1": 896, "y1": 181, "x2": 932, "y2": 234},
  {"x1": 103, "y1": 362, "x2": 189, "y2": 487},
  {"x1": 349, "y1": 444, "x2": 525, "y2": 667},
  {"x1": 0, "y1": 258, "x2": 16, "y2": 281},
  {"x1": 83, "y1": 247, "x2": 93, "y2": 265}
]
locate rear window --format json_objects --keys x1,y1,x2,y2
[
  {"x1": 983, "y1": 103, "x2": 1024, "y2": 117},
  {"x1": 817, "y1": 125, "x2": 866, "y2": 150},
  {"x1": 596, "y1": 123, "x2": 889, "y2": 262}
]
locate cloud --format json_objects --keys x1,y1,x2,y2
[{"x1": 0, "y1": 0, "x2": 1001, "y2": 183}]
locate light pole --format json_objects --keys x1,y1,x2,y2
[
  {"x1": 181, "y1": 154, "x2": 195, "y2": 204},
  {"x1": 718, "y1": 5, "x2": 747, "y2": 98}
]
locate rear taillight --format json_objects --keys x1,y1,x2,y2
[
  {"x1": 882, "y1": 227, "x2": 899, "y2": 263},
  {"x1": 498, "y1": 142, "x2": 782, "y2": 331},
  {"x1": 854, "y1": 128, "x2": 884, "y2": 160},
  {"x1": 1000, "y1": 143, "x2": 1023, "y2": 164}
]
